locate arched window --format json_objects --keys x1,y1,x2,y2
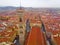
[
  {"x1": 20, "y1": 18, "x2": 22, "y2": 22},
  {"x1": 20, "y1": 26, "x2": 23, "y2": 28},
  {"x1": 20, "y1": 30, "x2": 23, "y2": 34}
]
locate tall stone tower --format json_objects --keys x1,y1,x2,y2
[{"x1": 16, "y1": 5, "x2": 26, "y2": 45}]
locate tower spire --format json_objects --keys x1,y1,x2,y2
[{"x1": 20, "y1": 0, "x2": 22, "y2": 9}]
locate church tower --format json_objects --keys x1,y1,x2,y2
[{"x1": 16, "y1": 0, "x2": 26, "y2": 45}]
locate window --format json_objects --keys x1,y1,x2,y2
[
  {"x1": 20, "y1": 18, "x2": 22, "y2": 22},
  {"x1": 20, "y1": 31, "x2": 23, "y2": 34},
  {"x1": 20, "y1": 26, "x2": 23, "y2": 28}
]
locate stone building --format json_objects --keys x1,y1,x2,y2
[{"x1": 16, "y1": 7, "x2": 26, "y2": 45}]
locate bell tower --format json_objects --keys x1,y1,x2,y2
[{"x1": 16, "y1": 0, "x2": 26, "y2": 45}]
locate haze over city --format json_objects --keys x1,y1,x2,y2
[{"x1": 0, "y1": 0, "x2": 60, "y2": 8}]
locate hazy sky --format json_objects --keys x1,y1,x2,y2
[{"x1": 0, "y1": 0, "x2": 60, "y2": 8}]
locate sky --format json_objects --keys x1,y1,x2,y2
[{"x1": 0, "y1": 0, "x2": 60, "y2": 8}]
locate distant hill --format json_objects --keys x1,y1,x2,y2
[
  {"x1": 0, "y1": 6, "x2": 17, "y2": 11},
  {"x1": 0, "y1": 6, "x2": 60, "y2": 12}
]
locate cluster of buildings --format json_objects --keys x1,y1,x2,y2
[
  {"x1": 41, "y1": 15, "x2": 60, "y2": 45},
  {"x1": 0, "y1": 8, "x2": 60, "y2": 45},
  {"x1": 0, "y1": 8, "x2": 42, "y2": 45}
]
